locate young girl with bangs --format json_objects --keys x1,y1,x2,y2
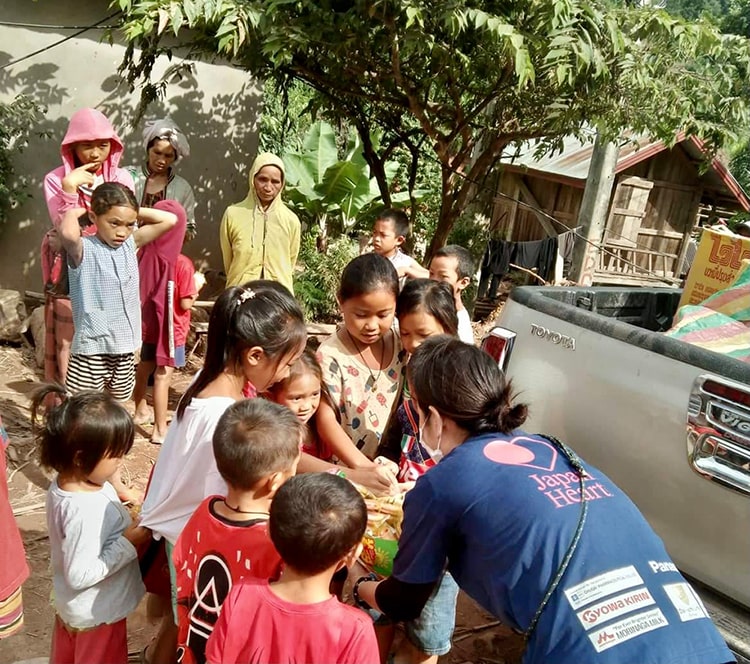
[
  {"x1": 32, "y1": 386, "x2": 150, "y2": 664},
  {"x1": 315, "y1": 254, "x2": 404, "y2": 457},
  {"x1": 138, "y1": 280, "x2": 307, "y2": 664},
  {"x1": 378, "y1": 278, "x2": 459, "y2": 474},
  {"x1": 269, "y1": 348, "x2": 400, "y2": 494},
  {"x1": 306, "y1": 254, "x2": 404, "y2": 494}
]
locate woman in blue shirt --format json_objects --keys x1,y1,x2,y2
[{"x1": 353, "y1": 336, "x2": 734, "y2": 664}]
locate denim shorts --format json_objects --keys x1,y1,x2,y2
[
  {"x1": 405, "y1": 571, "x2": 459, "y2": 655},
  {"x1": 370, "y1": 571, "x2": 459, "y2": 656}
]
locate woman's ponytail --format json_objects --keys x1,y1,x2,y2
[
  {"x1": 408, "y1": 336, "x2": 528, "y2": 437},
  {"x1": 492, "y1": 382, "x2": 528, "y2": 433}
]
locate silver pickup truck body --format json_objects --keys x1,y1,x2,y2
[{"x1": 493, "y1": 286, "x2": 750, "y2": 658}]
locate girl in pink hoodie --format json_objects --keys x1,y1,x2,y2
[{"x1": 42, "y1": 108, "x2": 135, "y2": 387}]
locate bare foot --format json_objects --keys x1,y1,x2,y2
[
  {"x1": 133, "y1": 410, "x2": 153, "y2": 426},
  {"x1": 150, "y1": 427, "x2": 167, "y2": 445}
]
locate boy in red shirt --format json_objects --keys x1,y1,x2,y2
[
  {"x1": 206, "y1": 473, "x2": 379, "y2": 664},
  {"x1": 171, "y1": 399, "x2": 303, "y2": 664}
]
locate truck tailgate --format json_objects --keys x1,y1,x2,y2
[{"x1": 497, "y1": 291, "x2": 750, "y2": 611}]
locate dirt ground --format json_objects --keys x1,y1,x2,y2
[{"x1": 0, "y1": 338, "x2": 523, "y2": 664}]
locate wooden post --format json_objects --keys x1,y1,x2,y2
[{"x1": 569, "y1": 134, "x2": 619, "y2": 285}]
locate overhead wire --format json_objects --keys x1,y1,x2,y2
[
  {"x1": 0, "y1": 21, "x2": 121, "y2": 29},
  {"x1": 0, "y1": 12, "x2": 122, "y2": 70},
  {"x1": 383, "y1": 124, "x2": 687, "y2": 284}
]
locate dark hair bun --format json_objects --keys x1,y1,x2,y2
[
  {"x1": 495, "y1": 383, "x2": 528, "y2": 433},
  {"x1": 502, "y1": 403, "x2": 528, "y2": 432}
]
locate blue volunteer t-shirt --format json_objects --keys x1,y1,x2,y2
[{"x1": 392, "y1": 432, "x2": 734, "y2": 664}]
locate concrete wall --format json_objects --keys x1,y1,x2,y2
[{"x1": 0, "y1": 1, "x2": 262, "y2": 292}]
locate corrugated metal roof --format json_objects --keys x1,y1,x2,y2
[
  {"x1": 499, "y1": 133, "x2": 750, "y2": 211},
  {"x1": 500, "y1": 133, "x2": 659, "y2": 181}
]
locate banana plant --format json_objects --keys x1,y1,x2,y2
[{"x1": 283, "y1": 121, "x2": 424, "y2": 251}]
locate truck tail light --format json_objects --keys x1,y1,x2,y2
[{"x1": 481, "y1": 327, "x2": 517, "y2": 374}]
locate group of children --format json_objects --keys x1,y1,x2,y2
[
  {"x1": 42, "y1": 109, "x2": 198, "y2": 454},
  {"x1": 22, "y1": 106, "x2": 483, "y2": 664}
]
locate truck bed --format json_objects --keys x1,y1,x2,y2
[
  {"x1": 497, "y1": 286, "x2": 750, "y2": 623},
  {"x1": 511, "y1": 286, "x2": 750, "y2": 384}
]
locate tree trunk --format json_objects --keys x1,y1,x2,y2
[
  {"x1": 355, "y1": 121, "x2": 392, "y2": 207},
  {"x1": 426, "y1": 166, "x2": 459, "y2": 261},
  {"x1": 316, "y1": 214, "x2": 329, "y2": 254},
  {"x1": 425, "y1": 138, "x2": 511, "y2": 262}
]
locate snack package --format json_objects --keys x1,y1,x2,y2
[
  {"x1": 679, "y1": 229, "x2": 750, "y2": 307},
  {"x1": 355, "y1": 484, "x2": 404, "y2": 577}
]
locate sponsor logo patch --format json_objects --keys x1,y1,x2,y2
[
  {"x1": 648, "y1": 560, "x2": 678, "y2": 574},
  {"x1": 663, "y1": 583, "x2": 709, "y2": 622},
  {"x1": 576, "y1": 588, "x2": 655, "y2": 630},
  {"x1": 565, "y1": 566, "x2": 644, "y2": 611},
  {"x1": 588, "y1": 608, "x2": 669, "y2": 653}
]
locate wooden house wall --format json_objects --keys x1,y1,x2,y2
[
  {"x1": 492, "y1": 143, "x2": 745, "y2": 284},
  {"x1": 491, "y1": 170, "x2": 583, "y2": 242},
  {"x1": 618, "y1": 147, "x2": 700, "y2": 274}
]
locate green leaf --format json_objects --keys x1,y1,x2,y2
[
  {"x1": 301, "y1": 121, "x2": 338, "y2": 183},
  {"x1": 405, "y1": 6, "x2": 422, "y2": 29},
  {"x1": 170, "y1": 4, "x2": 184, "y2": 36},
  {"x1": 316, "y1": 161, "x2": 363, "y2": 203}
]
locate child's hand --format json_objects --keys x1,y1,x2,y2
[
  {"x1": 61, "y1": 163, "x2": 98, "y2": 193},
  {"x1": 46, "y1": 228, "x2": 62, "y2": 253},
  {"x1": 123, "y1": 523, "x2": 151, "y2": 548},
  {"x1": 373, "y1": 456, "x2": 399, "y2": 477},
  {"x1": 349, "y1": 464, "x2": 399, "y2": 496}
]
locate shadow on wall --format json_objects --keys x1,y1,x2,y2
[
  {"x1": 0, "y1": 54, "x2": 72, "y2": 289},
  {"x1": 0, "y1": 44, "x2": 262, "y2": 293},
  {"x1": 99, "y1": 69, "x2": 262, "y2": 272}
]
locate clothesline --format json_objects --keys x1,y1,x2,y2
[{"x1": 487, "y1": 225, "x2": 582, "y2": 245}]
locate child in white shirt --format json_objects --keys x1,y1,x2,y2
[
  {"x1": 32, "y1": 385, "x2": 150, "y2": 664},
  {"x1": 429, "y1": 244, "x2": 476, "y2": 344}
]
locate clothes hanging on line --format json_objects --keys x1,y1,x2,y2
[
  {"x1": 478, "y1": 236, "x2": 559, "y2": 298},
  {"x1": 515, "y1": 238, "x2": 558, "y2": 282},
  {"x1": 557, "y1": 231, "x2": 576, "y2": 277}
]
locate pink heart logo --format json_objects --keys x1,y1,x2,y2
[{"x1": 483, "y1": 436, "x2": 558, "y2": 472}]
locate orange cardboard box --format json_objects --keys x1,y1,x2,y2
[{"x1": 679, "y1": 229, "x2": 750, "y2": 308}]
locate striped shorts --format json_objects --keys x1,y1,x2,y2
[
  {"x1": 0, "y1": 587, "x2": 24, "y2": 639},
  {"x1": 66, "y1": 353, "x2": 136, "y2": 402}
]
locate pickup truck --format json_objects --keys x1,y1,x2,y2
[{"x1": 486, "y1": 285, "x2": 750, "y2": 662}]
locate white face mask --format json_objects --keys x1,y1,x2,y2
[{"x1": 419, "y1": 409, "x2": 443, "y2": 463}]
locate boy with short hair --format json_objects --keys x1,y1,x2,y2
[
  {"x1": 171, "y1": 399, "x2": 303, "y2": 664},
  {"x1": 429, "y1": 244, "x2": 476, "y2": 344},
  {"x1": 372, "y1": 209, "x2": 429, "y2": 285},
  {"x1": 205, "y1": 473, "x2": 379, "y2": 664}
]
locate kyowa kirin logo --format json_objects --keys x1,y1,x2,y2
[{"x1": 530, "y1": 323, "x2": 576, "y2": 350}]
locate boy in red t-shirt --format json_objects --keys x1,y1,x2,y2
[
  {"x1": 206, "y1": 473, "x2": 379, "y2": 664},
  {"x1": 171, "y1": 399, "x2": 303, "y2": 664},
  {"x1": 133, "y1": 200, "x2": 199, "y2": 444}
]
